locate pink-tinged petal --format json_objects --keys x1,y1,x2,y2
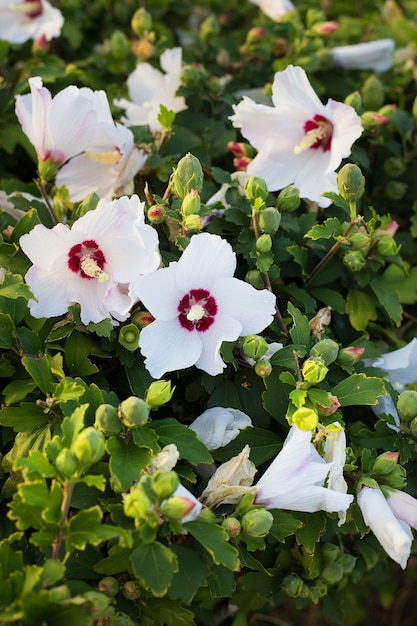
[
  {"x1": 139, "y1": 319, "x2": 203, "y2": 379},
  {"x1": 20, "y1": 223, "x2": 72, "y2": 271},
  {"x1": 271, "y1": 65, "x2": 325, "y2": 115},
  {"x1": 25, "y1": 265, "x2": 72, "y2": 319},
  {"x1": 56, "y1": 154, "x2": 118, "y2": 201},
  {"x1": 369, "y1": 338, "x2": 417, "y2": 388},
  {"x1": 175, "y1": 233, "x2": 236, "y2": 292},
  {"x1": 212, "y1": 277, "x2": 275, "y2": 335},
  {"x1": 195, "y1": 313, "x2": 242, "y2": 375},
  {"x1": 16, "y1": 77, "x2": 52, "y2": 160},
  {"x1": 357, "y1": 486, "x2": 412, "y2": 569},
  {"x1": 133, "y1": 264, "x2": 182, "y2": 321},
  {"x1": 386, "y1": 489, "x2": 417, "y2": 530}
]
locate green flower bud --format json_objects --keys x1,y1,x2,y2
[
  {"x1": 385, "y1": 181, "x2": 407, "y2": 201},
  {"x1": 310, "y1": 338, "x2": 339, "y2": 365},
  {"x1": 118, "y1": 323, "x2": 140, "y2": 351},
  {"x1": 145, "y1": 380, "x2": 174, "y2": 408},
  {"x1": 282, "y1": 574, "x2": 305, "y2": 598},
  {"x1": 360, "y1": 111, "x2": 388, "y2": 131},
  {"x1": 291, "y1": 406, "x2": 319, "y2": 431},
  {"x1": 276, "y1": 184, "x2": 301, "y2": 212},
  {"x1": 321, "y1": 562, "x2": 344, "y2": 585},
  {"x1": 245, "y1": 269, "x2": 265, "y2": 289},
  {"x1": 95, "y1": 404, "x2": 121, "y2": 437},
  {"x1": 197, "y1": 507, "x2": 217, "y2": 523},
  {"x1": 336, "y1": 346, "x2": 365, "y2": 366},
  {"x1": 349, "y1": 231, "x2": 371, "y2": 251},
  {"x1": 55, "y1": 447, "x2": 79, "y2": 479},
  {"x1": 181, "y1": 189, "x2": 201, "y2": 216},
  {"x1": 412, "y1": 95, "x2": 417, "y2": 121},
  {"x1": 410, "y1": 416, "x2": 417, "y2": 438},
  {"x1": 38, "y1": 156, "x2": 60, "y2": 183},
  {"x1": 180, "y1": 63, "x2": 210, "y2": 88},
  {"x1": 254, "y1": 358, "x2": 273, "y2": 378},
  {"x1": 222, "y1": 517, "x2": 241, "y2": 537},
  {"x1": 302, "y1": 357, "x2": 328, "y2": 384},
  {"x1": 241, "y1": 508, "x2": 273, "y2": 537},
  {"x1": 131, "y1": 7, "x2": 152, "y2": 37},
  {"x1": 98, "y1": 576, "x2": 119, "y2": 597},
  {"x1": 122, "y1": 581, "x2": 141, "y2": 601},
  {"x1": 344, "y1": 91, "x2": 363, "y2": 114},
  {"x1": 244, "y1": 175, "x2": 269, "y2": 205},
  {"x1": 171, "y1": 153, "x2": 203, "y2": 200},
  {"x1": 120, "y1": 396, "x2": 150, "y2": 429},
  {"x1": 376, "y1": 234, "x2": 399, "y2": 257},
  {"x1": 343, "y1": 250, "x2": 366, "y2": 272},
  {"x1": 242, "y1": 335, "x2": 268, "y2": 360},
  {"x1": 372, "y1": 451, "x2": 399, "y2": 475},
  {"x1": 110, "y1": 30, "x2": 131, "y2": 59},
  {"x1": 151, "y1": 470, "x2": 179, "y2": 500},
  {"x1": 361, "y1": 74, "x2": 385, "y2": 111},
  {"x1": 256, "y1": 233, "x2": 272, "y2": 253},
  {"x1": 72, "y1": 427, "x2": 106, "y2": 467},
  {"x1": 131, "y1": 311, "x2": 154, "y2": 328},
  {"x1": 123, "y1": 490, "x2": 152, "y2": 519},
  {"x1": 183, "y1": 214, "x2": 202, "y2": 231},
  {"x1": 161, "y1": 496, "x2": 196, "y2": 520},
  {"x1": 147, "y1": 204, "x2": 166, "y2": 224},
  {"x1": 383, "y1": 157, "x2": 406, "y2": 178},
  {"x1": 397, "y1": 390, "x2": 417, "y2": 422},
  {"x1": 258, "y1": 207, "x2": 281, "y2": 235},
  {"x1": 336, "y1": 164, "x2": 365, "y2": 203}
]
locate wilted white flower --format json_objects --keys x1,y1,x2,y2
[
  {"x1": 332, "y1": 39, "x2": 395, "y2": 73},
  {"x1": 201, "y1": 445, "x2": 257, "y2": 508},
  {"x1": 323, "y1": 423, "x2": 350, "y2": 525},
  {"x1": 189, "y1": 407, "x2": 252, "y2": 450}
]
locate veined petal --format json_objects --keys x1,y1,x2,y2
[
  {"x1": 195, "y1": 313, "x2": 242, "y2": 375},
  {"x1": 230, "y1": 97, "x2": 279, "y2": 150},
  {"x1": 175, "y1": 233, "x2": 236, "y2": 292},
  {"x1": 271, "y1": 65, "x2": 325, "y2": 115},
  {"x1": 212, "y1": 277, "x2": 275, "y2": 335},
  {"x1": 263, "y1": 484, "x2": 353, "y2": 513},
  {"x1": 189, "y1": 407, "x2": 252, "y2": 450},
  {"x1": 56, "y1": 154, "x2": 118, "y2": 201},
  {"x1": 127, "y1": 63, "x2": 165, "y2": 106},
  {"x1": 25, "y1": 265, "x2": 72, "y2": 319},
  {"x1": 49, "y1": 86, "x2": 98, "y2": 159},
  {"x1": 325, "y1": 100, "x2": 363, "y2": 172},
  {"x1": 139, "y1": 319, "x2": 203, "y2": 379},
  {"x1": 132, "y1": 264, "x2": 182, "y2": 321},
  {"x1": 67, "y1": 276, "x2": 112, "y2": 324},
  {"x1": 20, "y1": 223, "x2": 72, "y2": 271}
]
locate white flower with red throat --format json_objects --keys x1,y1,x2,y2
[
  {"x1": 115, "y1": 48, "x2": 187, "y2": 133},
  {"x1": 132, "y1": 232, "x2": 276, "y2": 379},
  {"x1": 15, "y1": 76, "x2": 99, "y2": 165},
  {"x1": 249, "y1": 0, "x2": 295, "y2": 21},
  {"x1": 0, "y1": 1, "x2": 63, "y2": 44},
  {"x1": 230, "y1": 65, "x2": 363, "y2": 207},
  {"x1": 19, "y1": 195, "x2": 160, "y2": 325}
]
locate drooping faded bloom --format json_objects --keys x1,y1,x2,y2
[
  {"x1": 19, "y1": 195, "x2": 160, "y2": 325},
  {"x1": 357, "y1": 485, "x2": 413, "y2": 569},
  {"x1": 0, "y1": 0, "x2": 63, "y2": 44},
  {"x1": 132, "y1": 232, "x2": 276, "y2": 379},
  {"x1": 15, "y1": 77, "x2": 99, "y2": 165},
  {"x1": 189, "y1": 407, "x2": 252, "y2": 450},
  {"x1": 230, "y1": 65, "x2": 363, "y2": 207},
  {"x1": 201, "y1": 445, "x2": 257, "y2": 508},
  {"x1": 115, "y1": 48, "x2": 187, "y2": 133},
  {"x1": 323, "y1": 424, "x2": 350, "y2": 525},
  {"x1": 249, "y1": 0, "x2": 295, "y2": 21},
  {"x1": 332, "y1": 39, "x2": 395, "y2": 73},
  {"x1": 255, "y1": 425, "x2": 354, "y2": 515}
]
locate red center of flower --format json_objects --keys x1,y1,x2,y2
[
  {"x1": 178, "y1": 288, "x2": 217, "y2": 332},
  {"x1": 68, "y1": 239, "x2": 106, "y2": 280},
  {"x1": 23, "y1": 1, "x2": 43, "y2": 18},
  {"x1": 295, "y1": 114, "x2": 333, "y2": 154}
]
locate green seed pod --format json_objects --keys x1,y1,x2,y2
[
  {"x1": 118, "y1": 323, "x2": 140, "y2": 352},
  {"x1": 98, "y1": 576, "x2": 120, "y2": 598},
  {"x1": 171, "y1": 153, "x2": 204, "y2": 200},
  {"x1": 95, "y1": 404, "x2": 121, "y2": 436},
  {"x1": 385, "y1": 181, "x2": 407, "y2": 201},
  {"x1": 242, "y1": 335, "x2": 269, "y2": 360},
  {"x1": 122, "y1": 581, "x2": 141, "y2": 601},
  {"x1": 321, "y1": 562, "x2": 344, "y2": 585},
  {"x1": 310, "y1": 338, "x2": 339, "y2": 365},
  {"x1": 119, "y1": 396, "x2": 150, "y2": 429},
  {"x1": 349, "y1": 231, "x2": 371, "y2": 251},
  {"x1": 336, "y1": 164, "x2": 365, "y2": 203},
  {"x1": 397, "y1": 390, "x2": 417, "y2": 422},
  {"x1": 383, "y1": 157, "x2": 406, "y2": 178},
  {"x1": 72, "y1": 427, "x2": 106, "y2": 467},
  {"x1": 258, "y1": 207, "x2": 281, "y2": 234},
  {"x1": 343, "y1": 250, "x2": 366, "y2": 272},
  {"x1": 256, "y1": 233, "x2": 272, "y2": 253},
  {"x1": 276, "y1": 184, "x2": 301, "y2": 212},
  {"x1": 241, "y1": 509, "x2": 273, "y2": 537}
]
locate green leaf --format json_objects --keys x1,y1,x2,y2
[
  {"x1": 208, "y1": 564, "x2": 236, "y2": 598},
  {"x1": 183, "y1": 520, "x2": 240, "y2": 570},
  {"x1": 125, "y1": 358, "x2": 153, "y2": 398},
  {"x1": 295, "y1": 512, "x2": 326, "y2": 552},
  {"x1": 152, "y1": 418, "x2": 212, "y2": 465},
  {"x1": 345, "y1": 289, "x2": 377, "y2": 331},
  {"x1": 15, "y1": 450, "x2": 56, "y2": 478},
  {"x1": 107, "y1": 436, "x2": 152, "y2": 492},
  {"x1": 94, "y1": 544, "x2": 132, "y2": 575},
  {"x1": 3, "y1": 379, "x2": 37, "y2": 405},
  {"x1": 64, "y1": 332, "x2": 99, "y2": 377},
  {"x1": 269, "y1": 510, "x2": 303, "y2": 542},
  {"x1": 143, "y1": 597, "x2": 196, "y2": 626},
  {"x1": 370, "y1": 279, "x2": 402, "y2": 326},
  {"x1": 130, "y1": 541, "x2": 179, "y2": 597},
  {"x1": 305, "y1": 217, "x2": 342, "y2": 241},
  {"x1": 287, "y1": 302, "x2": 310, "y2": 346},
  {"x1": 65, "y1": 506, "x2": 102, "y2": 551},
  {"x1": 383, "y1": 264, "x2": 417, "y2": 304},
  {"x1": 269, "y1": 344, "x2": 307, "y2": 369},
  {"x1": 309, "y1": 287, "x2": 345, "y2": 313},
  {"x1": 0, "y1": 403, "x2": 50, "y2": 432},
  {"x1": 53, "y1": 378, "x2": 87, "y2": 405},
  {"x1": 213, "y1": 427, "x2": 282, "y2": 466},
  {"x1": 0, "y1": 312, "x2": 15, "y2": 348},
  {"x1": 132, "y1": 427, "x2": 160, "y2": 454},
  {"x1": 157, "y1": 104, "x2": 176, "y2": 129},
  {"x1": 0, "y1": 273, "x2": 34, "y2": 300},
  {"x1": 21, "y1": 355, "x2": 53, "y2": 394},
  {"x1": 332, "y1": 374, "x2": 386, "y2": 407},
  {"x1": 10, "y1": 208, "x2": 41, "y2": 243},
  {"x1": 168, "y1": 545, "x2": 208, "y2": 603}
]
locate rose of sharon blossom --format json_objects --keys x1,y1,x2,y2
[
  {"x1": 255, "y1": 425, "x2": 354, "y2": 515},
  {"x1": 115, "y1": 48, "x2": 187, "y2": 133},
  {"x1": 0, "y1": 0, "x2": 63, "y2": 44},
  {"x1": 332, "y1": 39, "x2": 395, "y2": 73},
  {"x1": 230, "y1": 65, "x2": 363, "y2": 207},
  {"x1": 189, "y1": 407, "x2": 252, "y2": 450},
  {"x1": 249, "y1": 0, "x2": 295, "y2": 21},
  {"x1": 132, "y1": 232, "x2": 276, "y2": 379},
  {"x1": 20, "y1": 195, "x2": 160, "y2": 325}
]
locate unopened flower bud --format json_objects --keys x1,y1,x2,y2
[
  {"x1": 336, "y1": 164, "x2": 365, "y2": 203},
  {"x1": 258, "y1": 207, "x2": 281, "y2": 234},
  {"x1": 397, "y1": 390, "x2": 417, "y2": 422},
  {"x1": 147, "y1": 204, "x2": 166, "y2": 223},
  {"x1": 110, "y1": 30, "x2": 131, "y2": 59},
  {"x1": 151, "y1": 470, "x2": 179, "y2": 500},
  {"x1": 131, "y1": 7, "x2": 152, "y2": 37},
  {"x1": 55, "y1": 448, "x2": 79, "y2": 479},
  {"x1": 311, "y1": 20, "x2": 338, "y2": 35},
  {"x1": 385, "y1": 181, "x2": 407, "y2": 201},
  {"x1": 122, "y1": 581, "x2": 141, "y2": 601},
  {"x1": 161, "y1": 496, "x2": 196, "y2": 520},
  {"x1": 291, "y1": 406, "x2": 319, "y2": 431},
  {"x1": 233, "y1": 156, "x2": 252, "y2": 171},
  {"x1": 337, "y1": 346, "x2": 365, "y2": 365},
  {"x1": 171, "y1": 153, "x2": 204, "y2": 200},
  {"x1": 361, "y1": 74, "x2": 385, "y2": 111},
  {"x1": 72, "y1": 427, "x2": 106, "y2": 466},
  {"x1": 222, "y1": 517, "x2": 241, "y2": 537},
  {"x1": 246, "y1": 26, "x2": 265, "y2": 44},
  {"x1": 180, "y1": 63, "x2": 209, "y2": 88},
  {"x1": 95, "y1": 404, "x2": 121, "y2": 436},
  {"x1": 276, "y1": 184, "x2": 301, "y2": 212},
  {"x1": 227, "y1": 141, "x2": 256, "y2": 158},
  {"x1": 244, "y1": 175, "x2": 269, "y2": 205},
  {"x1": 376, "y1": 234, "x2": 399, "y2": 256},
  {"x1": 181, "y1": 189, "x2": 201, "y2": 216},
  {"x1": 131, "y1": 311, "x2": 154, "y2": 328},
  {"x1": 361, "y1": 111, "x2": 388, "y2": 131},
  {"x1": 254, "y1": 358, "x2": 272, "y2": 378},
  {"x1": 410, "y1": 417, "x2": 417, "y2": 438},
  {"x1": 183, "y1": 214, "x2": 202, "y2": 231},
  {"x1": 98, "y1": 576, "x2": 119, "y2": 597},
  {"x1": 317, "y1": 394, "x2": 341, "y2": 416},
  {"x1": 241, "y1": 509, "x2": 273, "y2": 537},
  {"x1": 349, "y1": 231, "x2": 371, "y2": 250},
  {"x1": 344, "y1": 91, "x2": 363, "y2": 114},
  {"x1": 321, "y1": 562, "x2": 344, "y2": 585},
  {"x1": 302, "y1": 357, "x2": 328, "y2": 384},
  {"x1": 383, "y1": 157, "x2": 406, "y2": 178},
  {"x1": 118, "y1": 323, "x2": 140, "y2": 351},
  {"x1": 32, "y1": 34, "x2": 49, "y2": 53},
  {"x1": 242, "y1": 335, "x2": 268, "y2": 360},
  {"x1": 120, "y1": 396, "x2": 150, "y2": 429},
  {"x1": 123, "y1": 489, "x2": 152, "y2": 519},
  {"x1": 372, "y1": 450, "x2": 400, "y2": 475},
  {"x1": 145, "y1": 380, "x2": 174, "y2": 408},
  {"x1": 343, "y1": 250, "x2": 366, "y2": 272},
  {"x1": 282, "y1": 574, "x2": 305, "y2": 598},
  {"x1": 256, "y1": 233, "x2": 272, "y2": 253},
  {"x1": 245, "y1": 269, "x2": 265, "y2": 289},
  {"x1": 310, "y1": 338, "x2": 339, "y2": 365}
]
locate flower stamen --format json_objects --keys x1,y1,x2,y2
[
  {"x1": 9, "y1": 1, "x2": 43, "y2": 18},
  {"x1": 178, "y1": 288, "x2": 217, "y2": 332},
  {"x1": 294, "y1": 114, "x2": 333, "y2": 155},
  {"x1": 68, "y1": 239, "x2": 108, "y2": 281}
]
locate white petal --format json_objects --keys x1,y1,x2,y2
[
  {"x1": 332, "y1": 39, "x2": 395, "y2": 73},
  {"x1": 25, "y1": 265, "x2": 72, "y2": 318},
  {"x1": 386, "y1": 489, "x2": 417, "y2": 530},
  {"x1": 213, "y1": 277, "x2": 275, "y2": 335},
  {"x1": 20, "y1": 223, "x2": 72, "y2": 271},
  {"x1": 189, "y1": 407, "x2": 252, "y2": 450},
  {"x1": 56, "y1": 154, "x2": 117, "y2": 201},
  {"x1": 195, "y1": 314, "x2": 242, "y2": 375},
  {"x1": 160, "y1": 47, "x2": 182, "y2": 75},
  {"x1": 271, "y1": 65, "x2": 325, "y2": 115},
  {"x1": 132, "y1": 264, "x2": 182, "y2": 321},
  {"x1": 325, "y1": 100, "x2": 363, "y2": 172},
  {"x1": 230, "y1": 97, "x2": 279, "y2": 150},
  {"x1": 139, "y1": 319, "x2": 203, "y2": 379},
  {"x1": 263, "y1": 484, "x2": 353, "y2": 513}
]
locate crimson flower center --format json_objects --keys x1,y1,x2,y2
[
  {"x1": 68, "y1": 239, "x2": 107, "y2": 280},
  {"x1": 23, "y1": 1, "x2": 43, "y2": 18},
  {"x1": 178, "y1": 288, "x2": 217, "y2": 332},
  {"x1": 295, "y1": 114, "x2": 333, "y2": 154}
]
